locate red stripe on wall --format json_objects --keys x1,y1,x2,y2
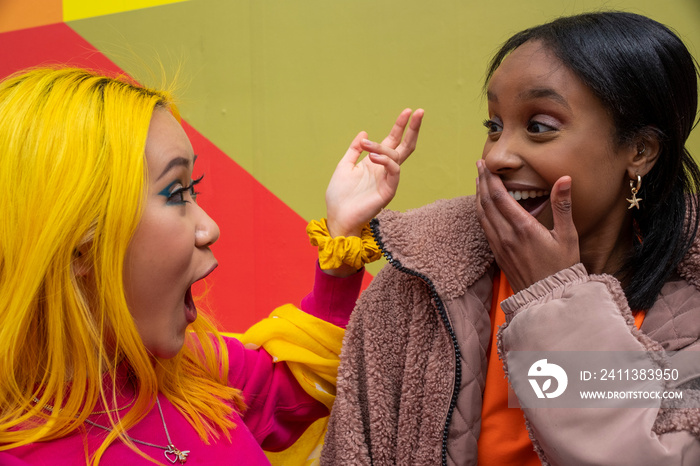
[{"x1": 0, "y1": 22, "x2": 371, "y2": 332}]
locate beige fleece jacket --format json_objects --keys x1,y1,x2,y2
[{"x1": 321, "y1": 195, "x2": 700, "y2": 466}]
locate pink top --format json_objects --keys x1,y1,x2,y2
[{"x1": 1, "y1": 263, "x2": 363, "y2": 465}]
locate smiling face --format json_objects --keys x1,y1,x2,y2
[
  {"x1": 482, "y1": 40, "x2": 639, "y2": 256},
  {"x1": 123, "y1": 109, "x2": 220, "y2": 359}
]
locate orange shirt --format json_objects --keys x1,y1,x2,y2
[{"x1": 477, "y1": 271, "x2": 646, "y2": 465}]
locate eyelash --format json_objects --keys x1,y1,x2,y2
[
  {"x1": 167, "y1": 174, "x2": 204, "y2": 205},
  {"x1": 482, "y1": 118, "x2": 556, "y2": 135},
  {"x1": 483, "y1": 119, "x2": 502, "y2": 134},
  {"x1": 527, "y1": 120, "x2": 556, "y2": 133}
]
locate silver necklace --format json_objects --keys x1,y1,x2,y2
[{"x1": 34, "y1": 395, "x2": 190, "y2": 464}]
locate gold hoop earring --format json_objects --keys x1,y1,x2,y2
[{"x1": 627, "y1": 174, "x2": 643, "y2": 210}]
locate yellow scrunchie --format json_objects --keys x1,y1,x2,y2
[{"x1": 306, "y1": 218, "x2": 381, "y2": 270}]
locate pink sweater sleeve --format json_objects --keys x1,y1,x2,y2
[
  {"x1": 228, "y1": 263, "x2": 364, "y2": 451},
  {"x1": 226, "y1": 336, "x2": 327, "y2": 451},
  {"x1": 300, "y1": 261, "x2": 364, "y2": 329}
]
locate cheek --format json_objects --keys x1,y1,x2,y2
[
  {"x1": 122, "y1": 228, "x2": 192, "y2": 353},
  {"x1": 481, "y1": 141, "x2": 490, "y2": 159},
  {"x1": 124, "y1": 217, "x2": 193, "y2": 307},
  {"x1": 128, "y1": 235, "x2": 192, "y2": 293},
  {"x1": 568, "y1": 171, "x2": 626, "y2": 235}
]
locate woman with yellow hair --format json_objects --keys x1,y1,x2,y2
[{"x1": 0, "y1": 67, "x2": 423, "y2": 465}]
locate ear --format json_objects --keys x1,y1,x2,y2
[
  {"x1": 72, "y1": 242, "x2": 92, "y2": 277},
  {"x1": 626, "y1": 131, "x2": 660, "y2": 180}
]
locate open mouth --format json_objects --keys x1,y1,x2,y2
[
  {"x1": 184, "y1": 287, "x2": 197, "y2": 323},
  {"x1": 508, "y1": 189, "x2": 550, "y2": 215},
  {"x1": 184, "y1": 263, "x2": 216, "y2": 325}
]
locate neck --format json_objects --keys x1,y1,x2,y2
[{"x1": 578, "y1": 217, "x2": 634, "y2": 278}]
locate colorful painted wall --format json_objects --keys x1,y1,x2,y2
[{"x1": 2, "y1": 0, "x2": 699, "y2": 331}]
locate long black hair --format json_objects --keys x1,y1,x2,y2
[{"x1": 486, "y1": 11, "x2": 700, "y2": 310}]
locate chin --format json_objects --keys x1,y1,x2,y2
[
  {"x1": 148, "y1": 338, "x2": 186, "y2": 360},
  {"x1": 151, "y1": 348, "x2": 184, "y2": 360}
]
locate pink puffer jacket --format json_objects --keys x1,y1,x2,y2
[{"x1": 322, "y1": 195, "x2": 700, "y2": 466}]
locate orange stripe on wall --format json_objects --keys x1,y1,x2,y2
[{"x1": 0, "y1": 0, "x2": 62, "y2": 33}]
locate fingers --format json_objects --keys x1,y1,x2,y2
[
  {"x1": 395, "y1": 108, "x2": 424, "y2": 164},
  {"x1": 380, "y1": 108, "x2": 413, "y2": 149},
  {"x1": 360, "y1": 138, "x2": 401, "y2": 165},
  {"x1": 367, "y1": 152, "x2": 400, "y2": 177},
  {"x1": 476, "y1": 160, "x2": 526, "y2": 224},
  {"x1": 368, "y1": 151, "x2": 401, "y2": 205},
  {"x1": 476, "y1": 161, "x2": 509, "y2": 249},
  {"x1": 476, "y1": 162, "x2": 579, "y2": 248},
  {"x1": 339, "y1": 131, "x2": 368, "y2": 166},
  {"x1": 364, "y1": 108, "x2": 424, "y2": 165},
  {"x1": 348, "y1": 108, "x2": 424, "y2": 168},
  {"x1": 550, "y1": 176, "x2": 578, "y2": 243},
  {"x1": 475, "y1": 162, "x2": 580, "y2": 292}
]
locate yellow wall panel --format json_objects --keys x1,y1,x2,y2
[{"x1": 64, "y1": 0, "x2": 188, "y2": 21}]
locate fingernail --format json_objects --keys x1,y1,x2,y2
[
  {"x1": 559, "y1": 176, "x2": 571, "y2": 191},
  {"x1": 362, "y1": 139, "x2": 372, "y2": 145}
]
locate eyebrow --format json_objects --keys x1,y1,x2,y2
[
  {"x1": 487, "y1": 87, "x2": 571, "y2": 111},
  {"x1": 156, "y1": 155, "x2": 196, "y2": 181},
  {"x1": 518, "y1": 88, "x2": 570, "y2": 110}
]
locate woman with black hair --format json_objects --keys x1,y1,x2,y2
[{"x1": 322, "y1": 11, "x2": 700, "y2": 465}]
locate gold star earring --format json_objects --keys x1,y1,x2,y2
[{"x1": 627, "y1": 174, "x2": 643, "y2": 209}]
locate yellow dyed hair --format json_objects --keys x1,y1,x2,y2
[{"x1": 0, "y1": 67, "x2": 243, "y2": 464}]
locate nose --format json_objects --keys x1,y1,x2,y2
[
  {"x1": 482, "y1": 134, "x2": 524, "y2": 174},
  {"x1": 195, "y1": 204, "x2": 220, "y2": 248}
]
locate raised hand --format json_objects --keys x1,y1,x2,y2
[
  {"x1": 325, "y1": 108, "x2": 424, "y2": 238},
  {"x1": 475, "y1": 160, "x2": 580, "y2": 292}
]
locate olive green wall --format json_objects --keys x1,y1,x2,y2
[{"x1": 69, "y1": 0, "x2": 700, "y2": 274}]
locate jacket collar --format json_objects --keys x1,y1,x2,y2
[{"x1": 373, "y1": 196, "x2": 493, "y2": 300}]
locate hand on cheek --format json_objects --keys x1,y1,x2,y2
[{"x1": 475, "y1": 160, "x2": 580, "y2": 292}]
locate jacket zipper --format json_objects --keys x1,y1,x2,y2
[{"x1": 370, "y1": 218, "x2": 462, "y2": 466}]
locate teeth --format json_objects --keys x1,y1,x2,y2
[{"x1": 508, "y1": 190, "x2": 549, "y2": 201}]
